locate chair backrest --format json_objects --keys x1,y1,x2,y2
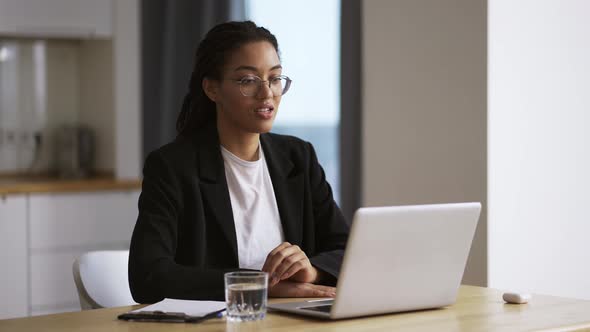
[{"x1": 72, "y1": 250, "x2": 137, "y2": 310}]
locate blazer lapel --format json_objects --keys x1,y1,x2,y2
[
  {"x1": 195, "y1": 125, "x2": 239, "y2": 264},
  {"x1": 193, "y1": 126, "x2": 304, "y2": 264},
  {"x1": 261, "y1": 134, "x2": 304, "y2": 246}
]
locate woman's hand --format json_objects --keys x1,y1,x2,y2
[
  {"x1": 268, "y1": 280, "x2": 336, "y2": 298},
  {"x1": 262, "y1": 242, "x2": 321, "y2": 287}
]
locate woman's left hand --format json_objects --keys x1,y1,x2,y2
[{"x1": 262, "y1": 242, "x2": 320, "y2": 287}]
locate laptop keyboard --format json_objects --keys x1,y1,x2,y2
[{"x1": 301, "y1": 304, "x2": 333, "y2": 313}]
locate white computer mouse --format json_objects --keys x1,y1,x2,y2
[{"x1": 502, "y1": 292, "x2": 532, "y2": 304}]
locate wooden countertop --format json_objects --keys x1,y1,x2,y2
[
  {"x1": 1, "y1": 286, "x2": 590, "y2": 331},
  {"x1": 0, "y1": 174, "x2": 142, "y2": 195}
]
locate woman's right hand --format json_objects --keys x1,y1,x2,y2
[{"x1": 268, "y1": 280, "x2": 336, "y2": 298}]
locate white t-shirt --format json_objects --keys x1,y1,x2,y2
[{"x1": 221, "y1": 143, "x2": 285, "y2": 270}]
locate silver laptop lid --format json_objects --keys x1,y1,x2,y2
[{"x1": 331, "y1": 202, "x2": 481, "y2": 319}]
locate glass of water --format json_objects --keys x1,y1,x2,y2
[{"x1": 224, "y1": 271, "x2": 268, "y2": 322}]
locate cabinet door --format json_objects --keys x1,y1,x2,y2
[
  {"x1": 0, "y1": 0, "x2": 112, "y2": 38},
  {"x1": 0, "y1": 194, "x2": 28, "y2": 319},
  {"x1": 28, "y1": 190, "x2": 139, "y2": 315},
  {"x1": 29, "y1": 190, "x2": 139, "y2": 250}
]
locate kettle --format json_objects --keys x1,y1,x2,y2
[{"x1": 55, "y1": 125, "x2": 95, "y2": 179}]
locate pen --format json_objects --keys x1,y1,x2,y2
[{"x1": 185, "y1": 308, "x2": 226, "y2": 323}]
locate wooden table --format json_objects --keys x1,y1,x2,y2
[{"x1": 2, "y1": 286, "x2": 590, "y2": 331}]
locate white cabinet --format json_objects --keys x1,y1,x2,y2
[
  {"x1": 0, "y1": 0, "x2": 113, "y2": 38},
  {"x1": 29, "y1": 191, "x2": 139, "y2": 250},
  {"x1": 28, "y1": 190, "x2": 140, "y2": 315},
  {"x1": 0, "y1": 194, "x2": 28, "y2": 319},
  {"x1": 0, "y1": 189, "x2": 140, "y2": 318}
]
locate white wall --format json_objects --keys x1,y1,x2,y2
[
  {"x1": 362, "y1": 0, "x2": 488, "y2": 286},
  {"x1": 488, "y1": 0, "x2": 590, "y2": 299}
]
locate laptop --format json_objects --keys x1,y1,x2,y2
[{"x1": 268, "y1": 202, "x2": 481, "y2": 319}]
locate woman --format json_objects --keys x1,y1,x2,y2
[{"x1": 129, "y1": 21, "x2": 349, "y2": 303}]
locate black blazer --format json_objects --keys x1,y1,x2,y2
[{"x1": 128, "y1": 123, "x2": 349, "y2": 303}]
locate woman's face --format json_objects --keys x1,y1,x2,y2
[{"x1": 206, "y1": 41, "x2": 283, "y2": 135}]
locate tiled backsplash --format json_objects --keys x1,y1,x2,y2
[{"x1": 0, "y1": 39, "x2": 94, "y2": 174}]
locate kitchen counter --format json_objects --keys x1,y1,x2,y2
[{"x1": 0, "y1": 174, "x2": 142, "y2": 195}]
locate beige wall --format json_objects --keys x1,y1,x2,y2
[
  {"x1": 79, "y1": 40, "x2": 115, "y2": 173},
  {"x1": 113, "y1": 0, "x2": 141, "y2": 179},
  {"x1": 362, "y1": 0, "x2": 487, "y2": 285}
]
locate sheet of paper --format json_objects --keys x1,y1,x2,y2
[{"x1": 131, "y1": 298, "x2": 226, "y2": 317}]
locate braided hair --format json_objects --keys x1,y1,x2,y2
[{"x1": 176, "y1": 21, "x2": 280, "y2": 136}]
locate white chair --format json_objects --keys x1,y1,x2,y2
[{"x1": 72, "y1": 250, "x2": 137, "y2": 309}]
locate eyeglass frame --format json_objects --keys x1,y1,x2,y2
[{"x1": 225, "y1": 75, "x2": 292, "y2": 97}]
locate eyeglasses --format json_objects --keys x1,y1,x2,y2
[{"x1": 228, "y1": 75, "x2": 292, "y2": 97}]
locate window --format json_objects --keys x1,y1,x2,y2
[{"x1": 246, "y1": 0, "x2": 341, "y2": 202}]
